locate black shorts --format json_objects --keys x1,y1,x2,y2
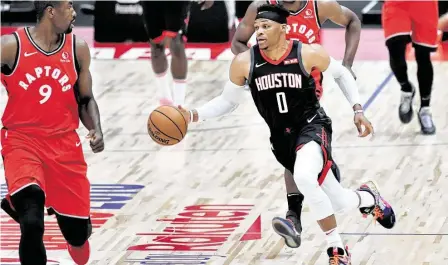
[
  {"x1": 141, "y1": 1, "x2": 190, "y2": 43},
  {"x1": 270, "y1": 110, "x2": 340, "y2": 184}
]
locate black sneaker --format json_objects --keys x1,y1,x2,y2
[
  {"x1": 418, "y1": 107, "x2": 436, "y2": 135},
  {"x1": 328, "y1": 246, "x2": 351, "y2": 265},
  {"x1": 399, "y1": 88, "x2": 415, "y2": 124},
  {"x1": 271, "y1": 210, "x2": 302, "y2": 248}
]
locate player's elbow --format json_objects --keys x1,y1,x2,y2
[
  {"x1": 344, "y1": 9, "x2": 361, "y2": 30},
  {"x1": 230, "y1": 39, "x2": 246, "y2": 55}
]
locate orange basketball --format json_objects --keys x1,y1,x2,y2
[{"x1": 147, "y1": 105, "x2": 188, "y2": 146}]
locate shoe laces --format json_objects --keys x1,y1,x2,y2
[
  {"x1": 372, "y1": 206, "x2": 384, "y2": 224},
  {"x1": 400, "y1": 92, "x2": 413, "y2": 112}
]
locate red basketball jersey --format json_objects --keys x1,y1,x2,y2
[
  {"x1": 268, "y1": 0, "x2": 321, "y2": 44},
  {"x1": 1, "y1": 28, "x2": 80, "y2": 137}
]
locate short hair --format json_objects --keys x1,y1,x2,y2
[
  {"x1": 256, "y1": 4, "x2": 290, "y2": 19},
  {"x1": 34, "y1": 1, "x2": 61, "y2": 21}
]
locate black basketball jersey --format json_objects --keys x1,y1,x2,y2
[{"x1": 247, "y1": 40, "x2": 322, "y2": 132}]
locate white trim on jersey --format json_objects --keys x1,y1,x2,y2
[{"x1": 3, "y1": 32, "x2": 21, "y2": 77}]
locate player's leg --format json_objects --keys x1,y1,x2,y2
[
  {"x1": 45, "y1": 132, "x2": 91, "y2": 265},
  {"x1": 410, "y1": 1, "x2": 438, "y2": 134},
  {"x1": 166, "y1": 1, "x2": 190, "y2": 106},
  {"x1": 382, "y1": 2, "x2": 415, "y2": 124},
  {"x1": 0, "y1": 130, "x2": 47, "y2": 265},
  {"x1": 292, "y1": 123, "x2": 395, "y2": 263},
  {"x1": 141, "y1": 1, "x2": 172, "y2": 105}
]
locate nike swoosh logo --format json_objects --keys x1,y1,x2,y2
[
  {"x1": 256, "y1": 62, "x2": 267, "y2": 68},
  {"x1": 76, "y1": 141, "x2": 81, "y2": 147},
  {"x1": 307, "y1": 114, "x2": 317, "y2": 123},
  {"x1": 24, "y1": 52, "x2": 37, "y2": 57}
]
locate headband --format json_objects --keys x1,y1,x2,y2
[{"x1": 255, "y1": 11, "x2": 287, "y2": 24}]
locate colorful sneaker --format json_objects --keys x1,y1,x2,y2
[
  {"x1": 1, "y1": 196, "x2": 20, "y2": 223},
  {"x1": 271, "y1": 210, "x2": 302, "y2": 248},
  {"x1": 358, "y1": 180, "x2": 396, "y2": 229},
  {"x1": 328, "y1": 246, "x2": 351, "y2": 265},
  {"x1": 67, "y1": 240, "x2": 90, "y2": 265}
]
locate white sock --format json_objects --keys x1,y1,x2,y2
[
  {"x1": 156, "y1": 71, "x2": 172, "y2": 101},
  {"x1": 357, "y1": 190, "x2": 375, "y2": 208},
  {"x1": 325, "y1": 227, "x2": 344, "y2": 249},
  {"x1": 173, "y1": 79, "x2": 187, "y2": 106}
]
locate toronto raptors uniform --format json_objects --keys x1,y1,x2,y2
[
  {"x1": 247, "y1": 40, "x2": 338, "y2": 185},
  {"x1": 382, "y1": 0, "x2": 439, "y2": 50},
  {"x1": 1, "y1": 27, "x2": 90, "y2": 218},
  {"x1": 267, "y1": 0, "x2": 324, "y2": 98}
]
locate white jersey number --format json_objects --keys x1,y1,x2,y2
[
  {"x1": 276, "y1": 92, "x2": 288, "y2": 113},
  {"x1": 39, "y1": 85, "x2": 52, "y2": 104}
]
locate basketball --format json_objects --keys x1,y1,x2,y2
[{"x1": 147, "y1": 105, "x2": 188, "y2": 146}]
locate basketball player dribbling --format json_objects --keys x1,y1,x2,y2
[
  {"x1": 179, "y1": 5, "x2": 396, "y2": 264},
  {"x1": 382, "y1": 0, "x2": 439, "y2": 134},
  {"x1": 0, "y1": 1, "x2": 104, "y2": 265},
  {"x1": 141, "y1": 0, "x2": 214, "y2": 107},
  {"x1": 231, "y1": 0, "x2": 361, "y2": 247}
]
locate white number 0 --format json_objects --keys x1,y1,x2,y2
[
  {"x1": 276, "y1": 92, "x2": 288, "y2": 113},
  {"x1": 39, "y1": 85, "x2": 52, "y2": 104}
]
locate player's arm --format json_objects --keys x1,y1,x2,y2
[
  {"x1": 230, "y1": 1, "x2": 260, "y2": 55},
  {"x1": 1, "y1": 34, "x2": 18, "y2": 69},
  {"x1": 75, "y1": 37, "x2": 104, "y2": 152},
  {"x1": 180, "y1": 51, "x2": 251, "y2": 122},
  {"x1": 319, "y1": 0, "x2": 361, "y2": 77},
  {"x1": 302, "y1": 44, "x2": 373, "y2": 137}
]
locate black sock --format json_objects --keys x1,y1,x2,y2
[
  {"x1": 386, "y1": 36, "x2": 413, "y2": 92},
  {"x1": 414, "y1": 46, "x2": 434, "y2": 107},
  {"x1": 287, "y1": 193, "x2": 304, "y2": 218},
  {"x1": 11, "y1": 186, "x2": 47, "y2": 265}
]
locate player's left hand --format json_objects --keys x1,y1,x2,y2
[
  {"x1": 196, "y1": 0, "x2": 214, "y2": 10},
  {"x1": 87, "y1": 129, "x2": 104, "y2": 153},
  {"x1": 354, "y1": 113, "x2": 374, "y2": 137}
]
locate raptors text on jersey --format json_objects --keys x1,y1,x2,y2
[
  {"x1": 1, "y1": 27, "x2": 80, "y2": 136},
  {"x1": 268, "y1": 0, "x2": 321, "y2": 44}
]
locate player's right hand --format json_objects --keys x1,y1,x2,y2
[
  {"x1": 87, "y1": 129, "x2": 105, "y2": 153},
  {"x1": 177, "y1": 105, "x2": 191, "y2": 124}
]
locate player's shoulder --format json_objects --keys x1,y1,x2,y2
[
  {"x1": 73, "y1": 34, "x2": 91, "y2": 67},
  {"x1": 1, "y1": 34, "x2": 18, "y2": 66},
  {"x1": 316, "y1": 0, "x2": 342, "y2": 16}
]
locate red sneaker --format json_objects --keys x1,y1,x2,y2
[{"x1": 67, "y1": 240, "x2": 90, "y2": 265}]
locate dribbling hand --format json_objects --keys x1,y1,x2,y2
[
  {"x1": 177, "y1": 105, "x2": 191, "y2": 124},
  {"x1": 354, "y1": 113, "x2": 374, "y2": 137},
  {"x1": 87, "y1": 129, "x2": 104, "y2": 153}
]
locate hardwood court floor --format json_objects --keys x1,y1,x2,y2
[{"x1": 1, "y1": 60, "x2": 447, "y2": 265}]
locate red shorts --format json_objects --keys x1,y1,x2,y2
[
  {"x1": 382, "y1": 0, "x2": 439, "y2": 49},
  {"x1": 1, "y1": 129, "x2": 90, "y2": 218}
]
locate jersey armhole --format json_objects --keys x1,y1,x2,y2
[
  {"x1": 296, "y1": 42, "x2": 310, "y2": 77},
  {"x1": 72, "y1": 34, "x2": 81, "y2": 104},
  {"x1": 247, "y1": 47, "x2": 255, "y2": 85},
  {"x1": 1, "y1": 32, "x2": 20, "y2": 76},
  {"x1": 313, "y1": 0, "x2": 322, "y2": 28}
]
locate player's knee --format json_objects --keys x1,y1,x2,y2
[
  {"x1": 293, "y1": 142, "x2": 323, "y2": 196},
  {"x1": 385, "y1": 35, "x2": 410, "y2": 52},
  {"x1": 414, "y1": 45, "x2": 432, "y2": 64},
  {"x1": 58, "y1": 215, "x2": 92, "y2": 247}
]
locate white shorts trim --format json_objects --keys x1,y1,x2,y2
[
  {"x1": 47, "y1": 206, "x2": 90, "y2": 219},
  {"x1": 10, "y1": 183, "x2": 45, "y2": 197},
  {"x1": 412, "y1": 41, "x2": 438, "y2": 48},
  {"x1": 385, "y1": 32, "x2": 411, "y2": 41}
]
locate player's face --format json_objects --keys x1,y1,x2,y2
[
  {"x1": 51, "y1": 1, "x2": 76, "y2": 34},
  {"x1": 254, "y1": 19, "x2": 286, "y2": 50}
]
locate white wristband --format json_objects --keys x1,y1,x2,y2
[{"x1": 189, "y1": 110, "x2": 194, "y2": 122}]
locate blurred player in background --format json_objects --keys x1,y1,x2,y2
[
  {"x1": 382, "y1": 0, "x2": 439, "y2": 134},
  {"x1": 141, "y1": 0, "x2": 214, "y2": 107},
  {"x1": 0, "y1": 1, "x2": 104, "y2": 264},
  {"x1": 179, "y1": 5, "x2": 396, "y2": 263},
  {"x1": 231, "y1": 0, "x2": 361, "y2": 248}
]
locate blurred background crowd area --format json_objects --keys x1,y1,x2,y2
[{"x1": 1, "y1": 0, "x2": 447, "y2": 44}]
